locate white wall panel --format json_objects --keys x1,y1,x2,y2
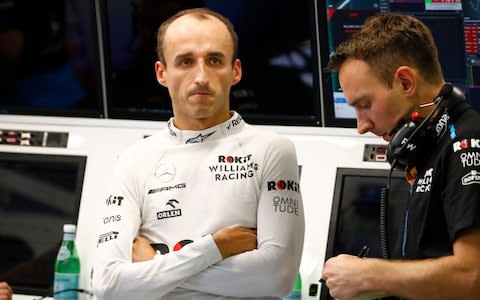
[{"x1": 1, "y1": 116, "x2": 389, "y2": 299}]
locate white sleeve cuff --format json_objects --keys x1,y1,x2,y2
[{"x1": 195, "y1": 234, "x2": 223, "y2": 265}]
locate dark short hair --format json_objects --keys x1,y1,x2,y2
[
  {"x1": 326, "y1": 13, "x2": 443, "y2": 87},
  {"x1": 156, "y1": 8, "x2": 238, "y2": 67}
]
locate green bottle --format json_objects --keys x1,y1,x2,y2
[
  {"x1": 284, "y1": 272, "x2": 302, "y2": 299},
  {"x1": 53, "y1": 224, "x2": 80, "y2": 300}
]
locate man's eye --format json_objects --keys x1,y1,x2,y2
[
  {"x1": 210, "y1": 58, "x2": 222, "y2": 65},
  {"x1": 180, "y1": 59, "x2": 192, "y2": 65},
  {"x1": 358, "y1": 103, "x2": 370, "y2": 109}
]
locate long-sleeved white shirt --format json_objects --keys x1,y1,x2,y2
[{"x1": 92, "y1": 112, "x2": 305, "y2": 299}]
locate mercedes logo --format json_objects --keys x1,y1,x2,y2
[{"x1": 154, "y1": 163, "x2": 176, "y2": 182}]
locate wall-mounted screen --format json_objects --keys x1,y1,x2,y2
[
  {"x1": 0, "y1": 0, "x2": 104, "y2": 117},
  {"x1": 320, "y1": 167, "x2": 410, "y2": 300},
  {"x1": 0, "y1": 152, "x2": 86, "y2": 296},
  {"x1": 319, "y1": 0, "x2": 475, "y2": 128},
  {"x1": 101, "y1": 0, "x2": 322, "y2": 125}
]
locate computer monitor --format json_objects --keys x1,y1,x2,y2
[
  {"x1": 319, "y1": 1, "x2": 470, "y2": 128},
  {"x1": 0, "y1": 152, "x2": 86, "y2": 296},
  {"x1": 0, "y1": 0, "x2": 104, "y2": 117},
  {"x1": 101, "y1": 0, "x2": 322, "y2": 125},
  {"x1": 320, "y1": 167, "x2": 410, "y2": 300}
]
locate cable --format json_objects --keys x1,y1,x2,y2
[
  {"x1": 394, "y1": 91, "x2": 446, "y2": 162},
  {"x1": 380, "y1": 160, "x2": 396, "y2": 259},
  {"x1": 33, "y1": 288, "x2": 93, "y2": 300}
]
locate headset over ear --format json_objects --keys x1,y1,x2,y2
[{"x1": 386, "y1": 83, "x2": 464, "y2": 170}]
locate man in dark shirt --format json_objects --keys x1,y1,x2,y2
[{"x1": 322, "y1": 13, "x2": 480, "y2": 300}]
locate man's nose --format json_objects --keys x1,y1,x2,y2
[
  {"x1": 194, "y1": 62, "x2": 209, "y2": 85},
  {"x1": 356, "y1": 117, "x2": 373, "y2": 135}
]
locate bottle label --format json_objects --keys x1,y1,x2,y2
[
  {"x1": 63, "y1": 232, "x2": 75, "y2": 241},
  {"x1": 57, "y1": 246, "x2": 71, "y2": 261},
  {"x1": 283, "y1": 290, "x2": 301, "y2": 299},
  {"x1": 53, "y1": 273, "x2": 79, "y2": 300}
]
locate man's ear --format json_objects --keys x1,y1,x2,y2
[
  {"x1": 231, "y1": 59, "x2": 242, "y2": 86},
  {"x1": 155, "y1": 61, "x2": 168, "y2": 87},
  {"x1": 395, "y1": 66, "x2": 416, "y2": 96}
]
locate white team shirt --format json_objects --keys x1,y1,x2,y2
[{"x1": 92, "y1": 112, "x2": 305, "y2": 299}]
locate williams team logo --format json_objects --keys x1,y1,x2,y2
[
  {"x1": 415, "y1": 168, "x2": 433, "y2": 193},
  {"x1": 154, "y1": 163, "x2": 176, "y2": 182},
  {"x1": 209, "y1": 154, "x2": 258, "y2": 181},
  {"x1": 157, "y1": 199, "x2": 182, "y2": 220}
]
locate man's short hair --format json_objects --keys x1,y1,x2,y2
[
  {"x1": 156, "y1": 8, "x2": 239, "y2": 67},
  {"x1": 327, "y1": 13, "x2": 444, "y2": 87}
]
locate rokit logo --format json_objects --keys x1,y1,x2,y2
[
  {"x1": 453, "y1": 138, "x2": 480, "y2": 152},
  {"x1": 219, "y1": 155, "x2": 252, "y2": 163},
  {"x1": 151, "y1": 239, "x2": 194, "y2": 254},
  {"x1": 461, "y1": 170, "x2": 480, "y2": 185},
  {"x1": 415, "y1": 168, "x2": 433, "y2": 193},
  {"x1": 273, "y1": 196, "x2": 299, "y2": 215},
  {"x1": 267, "y1": 180, "x2": 300, "y2": 193},
  {"x1": 97, "y1": 231, "x2": 119, "y2": 247},
  {"x1": 460, "y1": 152, "x2": 480, "y2": 168},
  {"x1": 157, "y1": 199, "x2": 182, "y2": 220},
  {"x1": 148, "y1": 183, "x2": 186, "y2": 194},
  {"x1": 106, "y1": 195, "x2": 124, "y2": 206},
  {"x1": 209, "y1": 154, "x2": 258, "y2": 181}
]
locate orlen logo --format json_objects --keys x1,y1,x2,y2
[
  {"x1": 157, "y1": 199, "x2": 182, "y2": 220},
  {"x1": 453, "y1": 138, "x2": 480, "y2": 152},
  {"x1": 267, "y1": 180, "x2": 300, "y2": 193},
  {"x1": 151, "y1": 239, "x2": 193, "y2": 254}
]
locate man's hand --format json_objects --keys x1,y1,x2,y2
[
  {"x1": 212, "y1": 227, "x2": 257, "y2": 259},
  {"x1": 322, "y1": 254, "x2": 372, "y2": 300},
  {"x1": 0, "y1": 281, "x2": 12, "y2": 300},
  {"x1": 132, "y1": 236, "x2": 156, "y2": 262}
]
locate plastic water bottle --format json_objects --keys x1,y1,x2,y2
[
  {"x1": 53, "y1": 224, "x2": 80, "y2": 300},
  {"x1": 284, "y1": 272, "x2": 302, "y2": 299}
]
